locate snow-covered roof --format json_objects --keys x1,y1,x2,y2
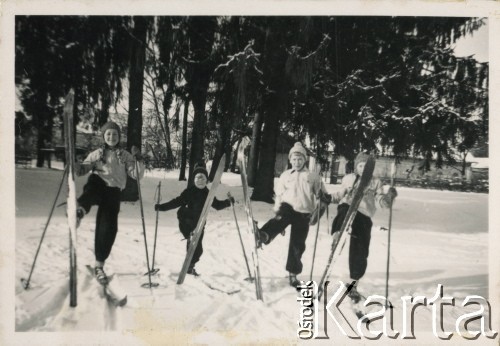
[{"x1": 466, "y1": 153, "x2": 489, "y2": 169}]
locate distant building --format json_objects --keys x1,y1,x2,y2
[{"x1": 328, "y1": 154, "x2": 487, "y2": 184}]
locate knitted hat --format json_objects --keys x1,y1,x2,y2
[
  {"x1": 288, "y1": 142, "x2": 307, "y2": 160},
  {"x1": 193, "y1": 162, "x2": 209, "y2": 179},
  {"x1": 354, "y1": 152, "x2": 370, "y2": 168},
  {"x1": 100, "y1": 121, "x2": 121, "y2": 141}
]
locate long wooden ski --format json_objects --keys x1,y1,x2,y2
[
  {"x1": 63, "y1": 89, "x2": 78, "y2": 307},
  {"x1": 316, "y1": 156, "x2": 375, "y2": 301},
  {"x1": 238, "y1": 144, "x2": 263, "y2": 301}
]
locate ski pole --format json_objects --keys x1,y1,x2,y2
[
  {"x1": 310, "y1": 199, "x2": 321, "y2": 281},
  {"x1": 145, "y1": 181, "x2": 161, "y2": 276},
  {"x1": 228, "y1": 192, "x2": 253, "y2": 282},
  {"x1": 135, "y1": 159, "x2": 158, "y2": 288},
  {"x1": 22, "y1": 167, "x2": 68, "y2": 289},
  {"x1": 385, "y1": 161, "x2": 396, "y2": 308},
  {"x1": 325, "y1": 205, "x2": 330, "y2": 234}
]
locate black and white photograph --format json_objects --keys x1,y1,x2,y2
[{"x1": 1, "y1": 0, "x2": 499, "y2": 344}]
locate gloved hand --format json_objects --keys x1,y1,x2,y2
[
  {"x1": 319, "y1": 191, "x2": 332, "y2": 205},
  {"x1": 228, "y1": 196, "x2": 235, "y2": 205},
  {"x1": 131, "y1": 145, "x2": 143, "y2": 161},
  {"x1": 155, "y1": 203, "x2": 166, "y2": 211},
  {"x1": 387, "y1": 187, "x2": 398, "y2": 199},
  {"x1": 382, "y1": 187, "x2": 398, "y2": 206},
  {"x1": 75, "y1": 162, "x2": 84, "y2": 176},
  {"x1": 75, "y1": 162, "x2": 94, "y2": 176}
]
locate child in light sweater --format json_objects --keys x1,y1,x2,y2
[
  {"x1": 329, "y1": 152, "x2": 397, "y2": 301},
  {"x1": 76, "y1": 121, "x2": 145, "y2": 284}
]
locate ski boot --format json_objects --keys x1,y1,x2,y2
[
  {"x1": 187, "y1": 266, "x2": 200, "y2": 276},
  {"x1": 289, "y1": 272, "x2": 301, "y2": 288},
  {"x1": 348, "y1": 283, "x2": 363, "y2": 303},
  {"x1": 64, "y1": 204, "x2": 86, "y2": 228},
  {"x1": 255, "y1": 222, "x2": 270, "y2": 248},
  {"x1": 94, "y1": 266, "x2": 109, "y2": 285}
]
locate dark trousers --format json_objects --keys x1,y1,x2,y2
[
  {"x1": 179, "y1": 218, "x2": 204, "y2": 268},
  {"x1": 78, "y1": 174, "x2": 121, "y2": 263},
  {"x1": 332, "y1": 203, "x2": 372, "y2": 280},
  {"x1": 260, "y1": 203, "x2": 310, "y2": 274}
]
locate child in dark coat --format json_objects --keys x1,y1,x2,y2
[
  {"x1": 75, "y1": 121, "x2": 145, "y2": 284},
  {"x1": 154, "y1": 163, "x2": 234, "y2": 276}
]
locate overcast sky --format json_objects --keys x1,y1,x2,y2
[{"x1": 453, "y1": 21, "x2": 488, "y2": 62}]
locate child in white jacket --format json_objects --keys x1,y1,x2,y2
[{"x1": 258, "y1": 142, "x2": 328, "y2": 288}]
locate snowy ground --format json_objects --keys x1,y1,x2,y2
[{"x1": 7, "y1": 163, "x2": 497, "y2": 345}]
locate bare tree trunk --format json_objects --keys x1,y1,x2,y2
[
  {"x1": 185, "y1": 17, "x2": 217, "y2": 185},
  {"x1": 251, "y1": 108, "x2": 280, "y2": 203},
  {"x1": 248, "y1": 110, "x2": 263, "y2": 187},
  {"x1": 126, "y1": 16, "x2": 149, "y2": 151},
  {"x1": 161, "y1": 78, "x2": 176, "y2": 169},
  {"x1": 99, "y1": 91, "x2": 111, "y2": 127},
  {"x1": 159, "y1": 104, "x2": 174, "y2": 169},
  {"x1": 35, "y1": 96, "x2": 51, "y2": 168},
  {"x1": 461, "y1": 151, "x2": 468, "y2": 176},
  {"x1": 156, "y1": 17, "x2": 177, "y2": 168},
  {"x1": 179, "y1": 98, "x2": 189, "y2": 181},
  {"x1": 188, "y1": 93, "x2": 207, "y2": 185},
  {"x1": 145, "y1": 73, "x2": 172, "y2": 169},
  {"x1": 209, "y1": 120, "x2": 231, "y2": 180}
]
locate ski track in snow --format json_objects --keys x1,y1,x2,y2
[{"x1": 13, "y1": 167, "x2": 492, "y2": 344}]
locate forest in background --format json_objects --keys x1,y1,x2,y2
[{"x1": 15, "y1": 16, "x2": 488, "y2": 201}]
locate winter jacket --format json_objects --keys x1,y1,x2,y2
[
  {"x1": 156, "y1": 185, "x2": 231, "y2": 222},
  {"x1": 79, "y1": 147, "x2": 145, "y2": 190},
  {"x1": 274, "y1": 167, "x2": 328, "y2": 214},
  {"x1": 331, "y1": 173, "x2": 389, "y2": 218}
]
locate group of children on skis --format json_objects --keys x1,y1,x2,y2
[
  {"x1": 74, "y1": 121, "x2": 233, "y2": 283},
  {"x1": 75, "y1": 121, "x2": 397, "y2": 297}
]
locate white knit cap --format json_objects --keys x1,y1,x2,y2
[{"x1": 289, "y1": 142, "x2": 307, "y2": 160}]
